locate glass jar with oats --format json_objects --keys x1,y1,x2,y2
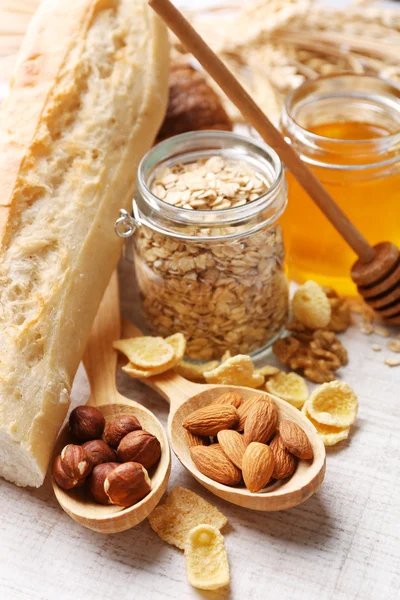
[{"x1": 116, "y1": 131, "x2": 289, "y2": 361}]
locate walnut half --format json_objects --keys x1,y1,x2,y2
[{"x1": 273, "y1": 329, "x2": 348, "y2": 384}]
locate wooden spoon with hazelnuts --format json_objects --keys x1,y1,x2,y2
[{"x1": 51, "y1": 272, "x2": 171, "y2": 533}]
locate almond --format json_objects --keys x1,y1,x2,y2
[
  {"x1": 183, "y1": 405, "x2": 239, "y2": 436},
  {"x1": 212, "y1": 391, "x2": 243, "y2": 409},
  {"x1": 185, "y1": 430, "x2": 210, "y2": 448},
  {"x1": 190, "y1": 445, "x2": 242, "y2": 486},
  {"x1": 242, "y1": 442, "x2": 274, "y2": 492},
  {"x1": 217, "y1": 429, "x2": 246, "y2": 469},
  {"x1": 236, "y1": 394, "x2": 266, "y2": 431},
  {"x1": 243, "y1": 400, "x2": 278, "y2": 445},
  {"x1": 269, "y1": 434, "x2": 297, "y2": 480},
  {"x1": 279, "y1": 420, "x2": 314, "y2": 460}
]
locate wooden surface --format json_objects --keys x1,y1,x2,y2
[
  {"x1": 1, "y1": 258, "x2": 399, "y2": 600},
  {"x1": 0, "y1": 1, "x2": 400, "y2": 599}
]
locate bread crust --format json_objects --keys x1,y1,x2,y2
[{"x1": 0, "y1": 0, "x2": 169, "y2": 487}]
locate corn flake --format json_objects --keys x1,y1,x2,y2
[
  {"x1": 113, "y1": 337, "x2": 174, "y2": 369},
  {"x1": 174, "y1": 360, "x2": 220, "y2": 382},
  {"x1": 185, "y1": 524, "x2": 230, "y2": 591},
  {"x1": 302, "y1": 402, "x2": 350, "y2": 446},
  {"x1": 204, "y1": 354, "x2": 264, "y2": 388},
  {"x1": 307, "y1": 381, "x2": 358, "y2": 428},
  {"x1": 148, "y1": 486, "x2": 227, "y2": 550},
  {"x1": 266, "y1": 372, "x2": 308, "y2": 409},
  {"x1": 122, "y1": 361, "x2": 174, "y2": 378},
  {"x1": 221, "y1": 350, "x2": 232, "y2": 362},
  {"x1": 204, "y1": 355, "x2": 264, "y2": 388},
  {"x1": 255, "y1": 364, "x2": 280, "y2": 378},
  {"x1": 292, "y1": 280, "x2": 331, "y2": 330},
  {"x1": 165, "y1": 332, "x2": 186, "y2": 362}
]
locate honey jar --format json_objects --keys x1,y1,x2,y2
[{"x1": 281, "y1": 74, "x2": 400, "y2": 296}]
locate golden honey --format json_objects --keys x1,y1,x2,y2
[{"x1": 281, "y1": 75, "x2": 400, "y2": 296}]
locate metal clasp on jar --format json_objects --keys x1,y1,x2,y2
[
  {"x1": 114, "y1": 208, "x2": 140, "y2": 238},
  {"x1": 115, "y1": 208, "x2": 141, "y2": 263}
]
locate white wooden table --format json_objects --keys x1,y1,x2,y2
[
  {"x1": 1, "y1": 1, "x2": 400, "y2": 599},
  {"x1": 1, "y1": 256, "x2": 399, "y2": 600}
]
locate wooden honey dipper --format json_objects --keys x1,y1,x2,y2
[{"x1": 149, "y1": 0, "x2": 400, "y2": 326}]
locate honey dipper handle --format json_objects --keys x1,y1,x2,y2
[
  {"x1": 148, "y1": 0, "x2": 376, "y2": 264},
  {"x1": 83, "y1": 271, "x2": 120, "y2": 406}
]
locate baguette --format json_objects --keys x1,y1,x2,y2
[{"x1": 0, "y1": 0, "x2": 169, "y2": 487}]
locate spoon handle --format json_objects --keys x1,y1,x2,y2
[
  {"x1": 121, "y1": 319, "x2": 206, "y2": 412},
  {"x1": 83, "y1": 271, "x2": 120, "y2": 406}
]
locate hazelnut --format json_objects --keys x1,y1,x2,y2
[
  {"x1": 52, "y1": 455, "x2": 85, "y2": 491},
  {"x1": 117, "y1": 430, "x2": 161, "y2": 470},
  {"x1": 102, "y1": 415, "x2": 142, "y2": 448},
  {"x1": 82, "y1": 440, "x2": 117, "y2": 467},
  {"x1": 60, "y1": 444, "x2": 92, "y2": 479},
  {"x1": 104, "y1": 462, "x2": 151, "y2": 507},
  {"x1": 88, "y1": 462, "x2": 120, "y2": 505},
  {"x1": 69, "y1": 405, "x2": 105, "y2": 442}
]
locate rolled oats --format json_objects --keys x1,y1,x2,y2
[
  {"x1": 134, "y1": 224, "x2": 288, "y2": 360},
  {"x1": 151, "y1": 156, "x2": 269, "y2": 211},
  {"x1": 134, "y1": 155, "x2": 288, "y2": 361}
]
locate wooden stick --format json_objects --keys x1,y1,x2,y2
[{"x1": 148, "y1": 0, "x2": 376, "y2": 264}]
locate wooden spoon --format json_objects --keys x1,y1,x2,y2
[
  {"x1": 122, "y1": 321, "x2": 326, "y2": 511},
  {"x1": 148, "y1": 0, "x2": 400, "y2": 325},
  {"x1": 52, "y1": 273, "x2": 171, "y2": 533}
]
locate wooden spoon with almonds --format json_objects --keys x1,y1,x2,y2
[
  {"x1": 51, "y1": 272, "x2": 171, "y2": 533},
  {"x1": 122, "y1": 321, "x2": 326, "y2": 511}
]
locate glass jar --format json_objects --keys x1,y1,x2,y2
[
  {"x1": 281, "y1": 74, "x2": 400, "y2": 296},
  {"x1": 116, "y1": 131, "x2": 289, "y2": 361}
]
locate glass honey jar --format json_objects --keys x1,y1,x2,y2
[{"x1": 281, "y1": 74, "x2": 400, "y2": 296}]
